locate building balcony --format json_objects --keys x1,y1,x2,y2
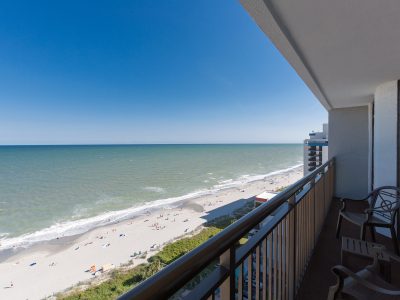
[
  {"x1": 119, "y1": 158, "x2": 399, "y2": 299},
  {"x1": 308, "y1": 157, "x2": 321, "y2": 161},
  {"x1": 308, "y1": 149, "x2": 322, "y2": 153},
  {"x1": 119, "y1": 160, "x2": 338, "y2": 299}
]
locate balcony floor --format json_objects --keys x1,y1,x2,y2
[{"x1": 296, "y1": 198, "x2": 394, "y2": 300}]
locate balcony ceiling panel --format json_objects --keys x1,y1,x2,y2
[{"x1": 241, "y1": 0, "x2": 400, "y2": 110}]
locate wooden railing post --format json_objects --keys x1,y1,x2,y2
[
  {"x1": 220, "y1": 246, "x2": 236, "y2": 300},
  {"x1": 332, "y1": 160, "x2": 335, "y2": 200},
  {"x1": 324, "y1": 168, "x2": 328, "y2": 216},
  {"x1": 288, "y1": 195, "x2": 296, "y2": 299},
  {"x1": 311, "y1": 176, "x2": 316, "y2": 248}
]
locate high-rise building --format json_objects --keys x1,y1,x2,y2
[{"x1": 304, "y1": 124, "x2": 328, "y2": 175}]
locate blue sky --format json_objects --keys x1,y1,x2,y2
[{"x1": 0, "y1": 0, "x2": 327, "y2": 145}]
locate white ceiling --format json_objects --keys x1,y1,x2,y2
[{"x1": 241, "y1": 0, "x2": 400, "y2": 110}]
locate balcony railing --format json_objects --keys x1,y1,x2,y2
[{"x1": 120, "y1": 158, "x2": 335, "y2": 300}]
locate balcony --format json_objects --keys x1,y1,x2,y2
[
  {"x1": 119, "y1": 157, "x2": 400, "y2": 300},
  {"x1": 296, "y1": 193, "x2": 394, "y2": 300},
  {"x1": 119, "y1": 159, "x2": 336, "y2": 299}
]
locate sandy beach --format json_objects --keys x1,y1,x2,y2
[{"x1": 0, "y1": 166, "x2": 302, "y2": 300}]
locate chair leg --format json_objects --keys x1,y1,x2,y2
[
  {"x1": 369, "y1": 226, "x2": 376, "y2": 242},
  {"x1": 390, "y1": 226, "x2": 400, "y2": 255},
  {"x1": 336, "y1": 214, "x2": 343, "y2": 239},
  {"x1": 360, "y1": 224, "x2": 366, "y2": 241}
]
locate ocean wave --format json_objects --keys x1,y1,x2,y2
[
  {"x1": 0, "y1": 233, "x2": 9, "y2": 239},
  {"x1": 218, "y1": 179, "x2": 233, "y2": 184},
  {"x1": 0, "y1": 163, "x2": 303, "y2": 251},
  {"x1": 213, "y1": 163, "x2": 303, "y2": 190},
  {"x1": 143, "y1": 186, "x2": 166, "y2": 193}
]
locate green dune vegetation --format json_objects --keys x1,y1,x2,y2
[{"x1": 57, "y1": 203, "x2": 253, "y2": 300}]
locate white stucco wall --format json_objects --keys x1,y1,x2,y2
[
  {"x1": 329, "y1": 106, "x2": 370, "y2": 198},
  {"x1": 373, "y1": 81, "x2": 398, "y2": 188}
]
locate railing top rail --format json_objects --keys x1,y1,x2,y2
[{"x1": 119, "y1": 158, "x2": 334, "y2": 300}]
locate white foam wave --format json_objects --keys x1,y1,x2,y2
[
  {"x1": 213, "y1": 163, "x2": 303, "y2": 190},
  {"x1": 218, "y1": 179, "x2": 233, "y2": 184},
  {"x1": 143, "y1": 186, "x2": 166, "y2": 193},
  {"x1": 0, "y1": 163, "x2": 303, "y2": 251}
]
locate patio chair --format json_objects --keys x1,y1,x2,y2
[
  {"x1": 336, "y1": 186, "x2": 400, "y2": 255},
  {"x1": 327, "y1": 250, "x2": 400, "y2": 300}
]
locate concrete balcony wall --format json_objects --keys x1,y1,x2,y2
[
  {"x1": 373, "y1": 80, "x2": 398, "y2": 188},
  {"x1": 329, "y1": 106, "x2": 370, "y2": 198}
]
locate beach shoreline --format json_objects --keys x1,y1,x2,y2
[{"x1": 0, "y1": 165, "x2": 303, "y2": 300}]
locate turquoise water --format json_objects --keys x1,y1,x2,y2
[{"x1": 0, "y1": 144, "x2": 302, "y2": 249}]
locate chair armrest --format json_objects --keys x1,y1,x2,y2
[
  {"x1": 382, "y1": 250, "x2": 400, "y2": 263},
  {"x1": 340, "y1": 190, "x2": 373, "y2": 204},
  {"x1": 340, "y1": 197, "x2": 369, "y2": 203},
  {"x1": 331, "y1": 265, "x2": 400, "y2": 296},
  {"x1": 365, "y1": 206, "x2": 400, "y2": 214},
  {"x1": 339, "y1": 197, "x2": 369, "y2": 211}
]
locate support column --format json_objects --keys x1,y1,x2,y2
[
  {"x1": 373, "y1": 80, "x2": 400, "y2": 238},
  {"x1": 328, "y1": 106, "x2": 369, "y2": 198},
  {"x1": 373, "y1": 81, "x2": 398, "y2": 189}
]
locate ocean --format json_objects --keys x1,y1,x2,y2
[{"x1": 0, "y1": 144, "x2": 302, "y2": 250}]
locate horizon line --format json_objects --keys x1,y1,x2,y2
[{"x1": 0, "y1": 142, "x2": 304, "y2": 147}]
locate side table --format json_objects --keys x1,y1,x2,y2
[{"x1": 341, "y1": 236, "x2": 391, "y2": 280}]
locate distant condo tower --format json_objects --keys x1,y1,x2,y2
[{"x1": 304, "y1": 124, "x2": 328, "y2": 175}]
